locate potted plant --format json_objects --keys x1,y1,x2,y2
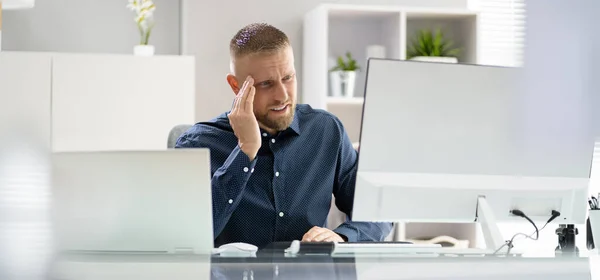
[
  {"x1": 329, "y1": 52, "x2": 360, "y2": 98},
  {"x1": 127, "y1": 0, "x2": 156, "y2": 56},
  {"x1": 407, "y1": 28, "x2": 461, "y2": 63}
]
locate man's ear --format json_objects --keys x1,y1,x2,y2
[{"x1": 226, "y1": 74, "x2": 240, "y2": 95}]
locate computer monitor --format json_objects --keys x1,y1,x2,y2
[
  {"x1": 352, "y1": 59, "x2": 595, "y2": 254},
  {"x1": 51, "y1": 149, "x2": 213, "y2": 255}
]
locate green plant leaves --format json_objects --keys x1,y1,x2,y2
[
  {"x1": 330, "y1": 51, "x2": 360, "y2": 72},
  {"x1": 407, "y1": 28, "x2": 462, "y2": 60}
]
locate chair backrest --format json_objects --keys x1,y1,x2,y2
[{"x1": 167, "y1": 124, "x2": 192, "y2": 148}]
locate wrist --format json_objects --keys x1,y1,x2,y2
[{"x1": 239, "y1": 145, "x2": 258, "y2": 161}]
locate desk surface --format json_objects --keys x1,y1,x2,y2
[{"x1": 47, "y1": 252, "x2": 600, "y2": 280}]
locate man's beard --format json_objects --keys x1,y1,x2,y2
[{"x1": 255, "y1": 103, "x2": 295, "y2": 132}]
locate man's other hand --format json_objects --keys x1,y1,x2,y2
[{"x1": 302, "y1": 226, "x2": 345, "y2": 242}]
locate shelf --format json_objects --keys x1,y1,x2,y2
[
  {"x1": 328, "y1": 12, "x2": 401, "y2": 99},
  {"x1": 328, "y1": 7, "x2": 400, "y2": 19},
  {"x1": 405, "y1": 8, "x2": 478, "y2": 19},
  {"x1": 302, "y1": 3, "x2": 480, "y2": 111},
  {"x1": 406, "y1": 14, "x2": 478, "y2": 64}
]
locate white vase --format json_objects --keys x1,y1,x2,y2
[
  {"x1": 330, "y1": 71, "x2": 357, "y2": 98},
  {"x1": 134, "y1": 45, "x2": 155, "y2": 56},
  {"x1": 366, "y1": 45, "x2": 386, "y2": 59},
  {"x1": 409, "y1": 56, "x2": 458, "y2": 64}
]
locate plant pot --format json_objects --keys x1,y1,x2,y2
[
  {"x1": 330, "y1": 70, "x2": 357, "y2": 98},
  {"x1": 134, "y1": 45, "x2": 155, "y2": 56},
  {"x1": 409, "y1": 56, "x2": 458, "y2": 64}
]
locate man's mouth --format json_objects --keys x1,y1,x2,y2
[{"x1": 271, "y1": 104, "x2": 288, "y2": 112}]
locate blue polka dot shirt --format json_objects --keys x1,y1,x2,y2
[{"x1": 175, "y1": 104, "x2": 393, "y2": 248}]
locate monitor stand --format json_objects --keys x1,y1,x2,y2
[
  {"x1": 475, "y1": 196, "x2": 512, "y2": 255},
  {"x1": 328, "y1": 197, "x2": 513, "y2": 257},
  {"x1": 424, "y1": 196, "x2": 519, "y2": 256},
  {"x1": 390, "y1": 196, "x2": 512, "y2": 256},
  {"x1": 392, "y1": 196, "x2": 513, "y2": 256}
]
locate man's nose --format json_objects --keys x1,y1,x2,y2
[{"x1": 273, "y1": 82, "x2": 288, "y2": 102}]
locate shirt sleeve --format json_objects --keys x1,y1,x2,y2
[
  {"x1": 175, "y1": 133, "x2": 257, "y2": 239},
  {"x1": 330, "y1": 120, "x2": 394, "y2": 242}
]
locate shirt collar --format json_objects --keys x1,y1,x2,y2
[{"x1": 287, "y1": 111, "x2": 301, "y2": 136}]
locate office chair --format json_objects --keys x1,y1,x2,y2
[{"x1": 167, "y1": 124, "x2": 192, "y2": 148}]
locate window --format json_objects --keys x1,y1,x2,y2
[
  {"x1": 476, "y1": 0, "x2": 526, "y2": 67},
  {"x1": 592, "y1": 140, "x2": 600, "y2": 194}
]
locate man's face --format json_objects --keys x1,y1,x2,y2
[{"x1": 230, "y1": 46, "x2": 297, "y2": 133}]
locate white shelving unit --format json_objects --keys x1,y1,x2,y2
[
  {"x1": 302, "y1": 3, "x2": 480, "y2": 110},
  {"x1": 303, "y1": 4, "x2": 482, "y2": 247}
]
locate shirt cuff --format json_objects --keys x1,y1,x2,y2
[
  {"x1": 219, "y1": 146, "x2": 258, "y2": 199},
  {"x1": 333, "y1": 225, "x2": 358, "y2": 242}
]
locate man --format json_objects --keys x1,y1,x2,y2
[{"x1": 175, "y1": 23, "x2": 392, "y2": 248}]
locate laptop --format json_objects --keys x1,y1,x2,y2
[{"x1": 51, "y1": 149, "x2": 213, "y2": 255}]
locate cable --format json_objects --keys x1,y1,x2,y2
[
  {"x1": 510, "y1": 210, "x2": 539, "y2": 240},
  {"x1": 492, "y1": 210, "x2": 561, "y2": 256}
]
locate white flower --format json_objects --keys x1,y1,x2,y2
[
  {"x1": 127, "y1": 0, "x2": 156, "y2": 45},
  {"x1": 127, "y1": 0, "x2": 155, "y2": 19}
]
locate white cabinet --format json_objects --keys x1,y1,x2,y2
[
  {"x1": 0, "y1": 52, "x2": 195, "y2": 152},
  {"x1": 51, "y1": 54, "x2": 195, "y2": 152},
  {"x1": 0, "y1": 52, "x2": 52, "y2": 148},
  {"x1": 302, "y1": 3, "x2": 480, "y2": 110}
]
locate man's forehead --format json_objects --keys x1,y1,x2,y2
[{"x1": 233, "y1": 48, "x2": 295, "y2": 78}]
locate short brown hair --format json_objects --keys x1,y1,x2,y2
[{"x1": 229, "y1": 23, "x2": 290, "y2": 59}]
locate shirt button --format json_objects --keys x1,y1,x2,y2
[
  {"x1": 279, "y1": 212, "x2": 284, "y2": 217},
  {"x1": 243, "y1": 167, "x2": 249, "y2": 172},
  {"x1": 262, "y1": 133, "x2": 268, "y2": 137},
  {"x1": 228, "y1": 199, "x2": 233, "y2": 204},
  {"x1": 271, "y1": 139, "x2": 276, "y2": 143},
  {"x1": 251, "y1": 168, "x2": 254, "y2": 173},
  {"x1": 275, "y1": 172, "x2": 280, "y2": 177}
]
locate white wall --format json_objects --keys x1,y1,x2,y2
[
  {"x1": 1, "y1": 0, "x2": 181, "y2": 55},
  {"x1": 182, "y1": 0, "x2": 470, "y2": 122}
]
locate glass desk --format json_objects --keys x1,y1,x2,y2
[{"x1": 47, "y1": 250, "x2": 599, "y2": 280}]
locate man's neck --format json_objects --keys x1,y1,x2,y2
[{"x1": 259, "y1": 124, "x2": 277, "y2": 136}]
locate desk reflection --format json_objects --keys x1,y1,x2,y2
[
  {"x1": 49, "y1": 252, "x2": 594, "y2": 280},
  {"x1": 49, "y1": 253, "x2": 357, "y2": 280},
  {"x1": 211, "y1": 255, "x2": 357, "y2": 280}
]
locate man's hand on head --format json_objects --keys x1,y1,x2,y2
[
  {"x1": 302, "y1": 226, "x2": 345, "y2": 243},
  {"x1": 228, "y1": 75, "x2": 262, "y2": 161}
]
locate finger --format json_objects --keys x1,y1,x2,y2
[
  {"x1": 302, "y1": 227, "x2": 326, "y2": 241},
  {"x1": 302, "y1": 226, "x2": 317, "y2": 241},
  {"x1": 244, "y1": 85, "x2": 255, "y2": 113},
  {"x1": 233, "y1": 78, "x2": 249, "y2": 112},
  {"x1": 312, "y1": 231, "x2": 335, "y2": 242},
  {"x1": 240, "y1": 76, "x2": 253, "y2": 113},
  {"x1": 324, "y1": 236, "x2": 339, "y2": 242}
]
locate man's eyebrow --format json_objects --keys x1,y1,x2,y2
[
  {"x1": 253, "y1": 73, "x2": 295, "y2": 85},
  {"x1": 253, "y1": 77, "x2": 273, "y2": 85}
]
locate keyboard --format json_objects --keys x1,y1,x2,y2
[
  {"x1": 280, "y1": 240, "x2": 438, "y2": 255},
  {"x1": 333, "y1": 242, "x2": 441, "y2": 255}
]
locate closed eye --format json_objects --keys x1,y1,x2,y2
[
  {"x1": 283, "y1": 74, "x2": 295, "y2": 81},
  {"x1": 258, "y1": 81, "x2": 272, "y2": 87}
]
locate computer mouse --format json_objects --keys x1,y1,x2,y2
[{"x1": 217, "y1": 242, "x2": 258, "y2": 255}]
